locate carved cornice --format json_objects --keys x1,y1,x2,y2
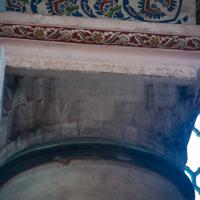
[{"x1": 0, "y1": 23, "x2": 200, "y2": 51}]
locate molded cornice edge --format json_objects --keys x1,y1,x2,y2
[{"x1": 0, "y1": 12, "x2": 200, "y2": 79}]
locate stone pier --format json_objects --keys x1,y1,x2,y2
[{"x1": 0, "y1": 10, "x2": 200, "y2": 200}]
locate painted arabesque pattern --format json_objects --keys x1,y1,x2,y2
[
  {"x1": 0, "y1": 23, "x2": 200, "y2": 51},
  {"x1": 5, "y1": 0, "x2": 190, "y2": 23}
]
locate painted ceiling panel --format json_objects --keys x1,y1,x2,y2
[{"x1": 4, "y1": 0, "x2": 196, "y2": 24}]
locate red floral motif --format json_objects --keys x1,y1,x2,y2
[
  {"x1": 92, "y1": 31, "x2": 105, "y2": 43},
  {"x1": 149, "y1": 35, "x2": 161, "y2": 48},
  {"x1": 33, "y1": 27, "x2": 46, "y2": 39},
  {"x1": 0, "y1": 23, "x2": 200, "y2": 51}
]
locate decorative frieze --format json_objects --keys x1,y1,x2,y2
[{"x1": 0, "y1": 23, "x2": 200, "y2": 51}]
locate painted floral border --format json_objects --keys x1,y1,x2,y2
[{"x1": 0, "y1": 23, "x2": 200, "y2": 51}]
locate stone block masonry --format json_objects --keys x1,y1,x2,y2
[{"x1": 0, "y1": 71, "x2": 197, "y2": 169}]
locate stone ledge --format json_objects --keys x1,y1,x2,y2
[
  {"x1": 0, "y1": 12, "x2": 199, "y2": 36},
  {"x1": 1, "y1": 38, "x2": 200, "y2": 79}
]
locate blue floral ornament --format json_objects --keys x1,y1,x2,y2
[
  {"x1": 124, "y1": 0, "x2": 182, "y2": 23},
  {"x1": 6, "y1": 0, "x2": 29, "y2": 13},
  {"x1": 176, "y1": 15, "x2": 188, "y2": 24},
  {"x1": 30, "y1": 0, "x2": 42, "y2": 13},
  {"x1": 123, "y1": 0, "x2": 143, "y2": 20},
  {"x1": 138, "y1": 0, "x2": 166, "y2": 19},
  {"x1": 166, "y1": 0, "x2": 177, "y2": 12},
  {"x1": 80, "y1": 0, "x2": 97, "y2": 17},
  {"x1": 93, "y1": 0, "x2": 125, "y2": 19},
  {"x1": 46, "y1": 0, "x2": 82, "y2": 16}
]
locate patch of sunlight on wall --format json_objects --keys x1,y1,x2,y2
[{"x1": 186, "y1": 114, "x2": 200, "y2": 200}]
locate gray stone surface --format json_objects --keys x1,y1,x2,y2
[
  {"x1": 0, "y1": 159, "x2": 186, "y2": 200},
  {"x1": 0, "y1": 47, "x2": 5, "y2": 119},
  {"x1": 0, "y1": 47, "x2": 6, "y2": 148},
  {"x1": 0, "y1": 72, "x2": 197, "y2": 169}
]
